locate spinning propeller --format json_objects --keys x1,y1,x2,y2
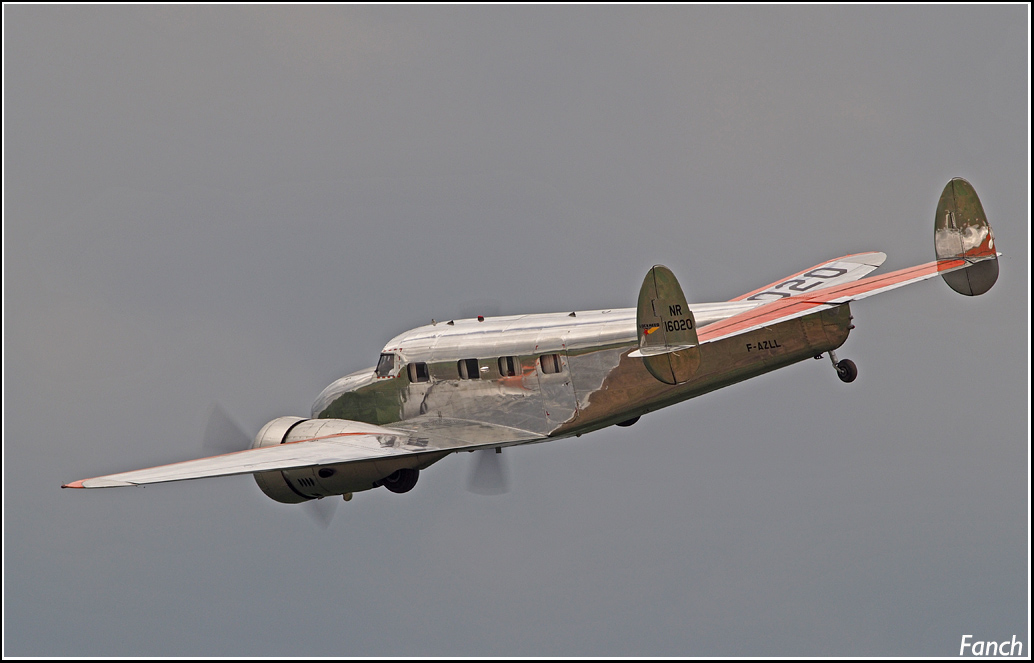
[{"x1": 467, "y1": 448, "x2": 509, "y2": 496}]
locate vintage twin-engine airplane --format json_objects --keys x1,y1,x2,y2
[{"x1": 64, "y1": 178, "x2": 999, "y2": 507}]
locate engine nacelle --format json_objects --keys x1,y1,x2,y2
[
  {"x1": 252, "y1": 417, "x2": 310, "y2": 504},
  {"x1": 251, "y1": 416, "x2": 445, "y2": 503}
]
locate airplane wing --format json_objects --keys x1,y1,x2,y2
[
  {"x1": 63, "y1": 417, "x2": 544, "y2": 489},
  {"x1": 729, "y1": 252, "x2": 888, "y2": 302},
  {"x1": 699, "y1": 254, "x2": 993, "y2": 345}
]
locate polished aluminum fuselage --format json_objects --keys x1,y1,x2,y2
[{"x1": 312, "y1": 301, "x2": 852, "y2": 441}]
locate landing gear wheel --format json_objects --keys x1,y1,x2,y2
[
  {"x1": 616, "y1": 416, "x2": 640, "y2": 427},
  {"x1": 381, "y1": 468, "x2": 419, "y2": 494},
  {"x1": 835, "y1": 359, "x2": 858, "y2": 383}
]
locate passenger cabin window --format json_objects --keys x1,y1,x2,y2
[
  {"x1": 540, "y1": 354, "x2": 562, "y2": 375},
  {"x1": 498, "y1": 356, "x2": 518, "y2": 377},
  {"x1": 375, "y1": 353, "x2": 396, "y2": 378},
  {"x1": 408, "y1": 362, "x2": 430, "y2": 383},
  {"x1": 458, "y1": 358, "x2": 480, "y2": 380}
]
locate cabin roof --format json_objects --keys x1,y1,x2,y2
[
  {"x1": 379, "y1": 300, "x2": 761, "y2": 359},
  {"x1": 381, "y1": 308, "x2": 636, "y2": 354}
]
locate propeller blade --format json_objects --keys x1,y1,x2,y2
[
  {"x1": 305, "y1": 497, "x2": 338, "y2": 528},
  {"x1": 202, "y1": 403, "x2": 252, "y2": 454},
  {"x1": 468, "y1": 448, "x2": 509, "y2": 495}
]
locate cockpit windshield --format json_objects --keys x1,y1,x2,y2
[{"x1": 375, "y1": 353, "x2": 396, "y2": 378}]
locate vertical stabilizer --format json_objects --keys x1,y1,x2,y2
[
  {"x1": 632, "y1": 265, "x2": 700, "y2": 385},
  {"x1": 935, "y1": 178, "x2": 998, "y2": 296}
]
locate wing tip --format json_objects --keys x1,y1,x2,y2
[{"x1": 62, "y1": 477, "x2": 136, "y2": 488}]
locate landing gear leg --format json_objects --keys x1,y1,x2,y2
[{"x1": 828, "y1": 350, "x2": 858, "y2": 383}]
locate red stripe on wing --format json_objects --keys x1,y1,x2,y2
[{"x1": 701, "y1": 258, "x2": 967, "y2": 342}]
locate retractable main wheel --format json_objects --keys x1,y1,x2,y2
[{"x1": 381, "y1": 468, "x2": 419, "y2": 493}]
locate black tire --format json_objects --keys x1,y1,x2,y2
[
  {"x1": 836, "y1": 359, "x2": 858, "y2": 383},
  {"x1": 381, "y1": 468, "x2": 419, "y2": 494},
  {"x1": 616, "y1": 416, "x2": 640, "y2": 427}
]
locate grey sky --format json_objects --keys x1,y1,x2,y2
[{"x1": 4, "y1": 5, "x2": 1028, "y2": 656}]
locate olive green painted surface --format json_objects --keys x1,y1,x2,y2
[
  {"x1": 636, "y1": 265, "x2": 701, "y2": 385},
  {"x1": 318, "y1": 377, "x2": 406, "y2": 425},
  {"x1": 935, "y1": 177, "x2": 998, "y2": 295}
]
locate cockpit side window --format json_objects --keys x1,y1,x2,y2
[{"x1": 375, "y1": 353, "x2": 396, "y2": 378}]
